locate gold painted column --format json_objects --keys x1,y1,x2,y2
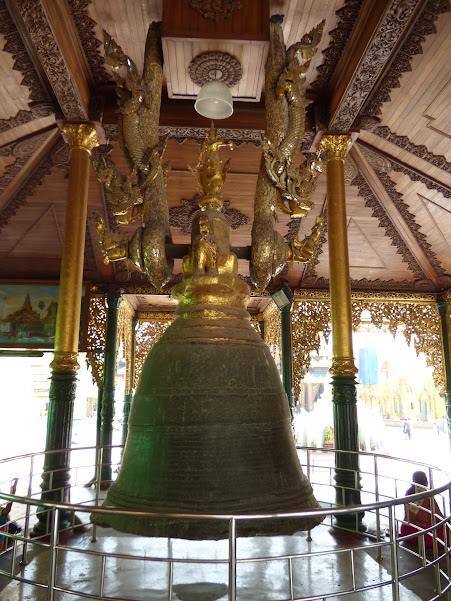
[
  {"x1": 34, "y1": 123, "x2": 99, "y2": 533},
  {"x1": 319, "y1": 134, "x2": 364, "y2": 530}
]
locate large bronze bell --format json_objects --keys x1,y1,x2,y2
[{"x1": 92, "y1": 127, "x2": 322, "y2": 539}]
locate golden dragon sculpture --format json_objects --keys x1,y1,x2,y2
[
  {"x1": 91, "y1": 22, "x2": 173, "y2": 287},
  {"x1": 250, "y1": 15, "x2": 327, "y2": 289}
]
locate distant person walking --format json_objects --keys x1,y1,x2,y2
[{"x1": 402, "y1": 418, "x2": 412, "y2": 440}]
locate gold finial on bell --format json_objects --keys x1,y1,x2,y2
[{"x1": 188, "y1": 122, "x2": 233, "y2": 212}]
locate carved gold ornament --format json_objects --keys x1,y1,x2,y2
[
  {"x1": 134, "y1": 314, "x2": 173, "y2": 387},
  {"x1": 250, "y1": 17, "x2": 326, "y2": 289},
  {"x1": 263, "y1": 301, "x2": 281, "y2": 365},
  {"x1": 189, "y1": 0, "x2": 242, "y2": 21},
  {"x1": 85, "y1": 294, "x2": 107, "y2": 387},
  {"x1": 63, "y1": 123, "x2": 100, "y2": 154},
  {"x1": 318, "y1": 135, "x2": 351, "y2": 162},
  {"x1": 91, "y1": 24, "x2": 172, "y2": 287},
  {"x1": 290, "y1": 291, "x2": 445, "y2": 399},
  {"x1": 117, "y1": 297, "x2": 135, "y2": 394}
]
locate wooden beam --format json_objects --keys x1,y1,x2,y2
[
  {"x1": 351, "y1": 144, "x2": 441, "y2": 288},
  {"x1": 12, "y1": 0, "x2": 91, "y2": 120},
  {"x1": 357, "y1": 139, "x2": 451, "y2": 195},
  {"x1": 328, "y1": 0, "x2": 422, "y2": 131},
  {"x1": 0, "y1": 128, "x2": 60, "y2": 213}
]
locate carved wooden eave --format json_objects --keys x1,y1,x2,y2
[
  {"x1": 9, "y1": 0, "x2": 92, "y2": 120},
  {"x1": 0, "y1": 128, "x2": 61, "y2": 229},
  {"x1": 351, "y1": 143, "x2": 441, "y2": 288},
  {"x1": 327, "y1": 0, "x2": 448, "y2": 130}
]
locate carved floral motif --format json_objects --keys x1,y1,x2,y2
[
  {"x1": 374, "y1": 126, "x2": 451, "y2": 174},
  {"x1": 67, "y1": 0, "x2": 110, "y2": 86},
  {"x1": 85, "y1": 294, "x2": 107, "y2": 388},
  {"x1": 189, "y1": 0, "x2": 242, "y2": 21},
  {"x1": 330, "y1": 0, "x2": 418, "y2": 130},
  {"x1": 312, "y1": 0, "x2": 363, "y2": 92},
  {"x1": 15, "y1": 0, "x2": 86, "y2": 120},
  {"x1": 363, "y1": 0, "x2": 449, "y2": 117},
  {"x1": 263, "y1": 301, "x2": 281, "y2": 366},
  {"x1": 351, "y1": 172, "x2": 424, "y2": 278},
  {"x1": 117, "y1": 297, "x2": 135, "y2": 394},
  {"x1": 188, "y1": 52, "x2": 242, "y2": 87},
  {"x1": 134, "y1": 315, "x2": 172, "y2": 387},
  {"x1": 291, "y1": 291, "x2": 445, "y2": 398},
  {"x1": 0, "y1": 0, "x2": 52, "y2": 127}
]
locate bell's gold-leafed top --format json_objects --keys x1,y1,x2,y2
[{"x1": 173, "y1": 124, "x2": 249, "y2": 321}]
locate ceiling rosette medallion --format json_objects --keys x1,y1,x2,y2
[
  {"x1": 189, "y1": 0, "x2": 242, "y2": 21},
  {"x1": 188, "y1": 52, "x2": 243, "y2": 87}
]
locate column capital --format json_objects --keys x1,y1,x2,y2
[
  {"x1": 50, "y1": 350, "x2": 80, "y2": 373},
  {"x1": 62, "y1": 122, "x2": 100, "y2": 154},
  {"x1": 330, "y1": 356, "x2": 358, "y2": 377},
  {"x1": 318, "y1": 134, "x2": 352, "y2": 161}
]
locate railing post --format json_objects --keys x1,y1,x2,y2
[
  {"x1": 374, "y1": 455, "x2": 382, "y2": 561},
  {"x1": 229, "y1": 518, "x2": 236, "y2": 601},
  {"x1": 48, "y1": 507, "x2": 59, "y2": 601},
  {"x1": 21, "y1": 455, "x2": 34, "y2": 566},
  {"x1": 91, "y1": 445, "x2": 103, "y2": 543},
  {"x1": 388, "y1": 505, "x2": 400, "y2": 601}
]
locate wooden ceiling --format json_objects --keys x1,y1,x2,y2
[{"x1": 0, "y1": 0, "x2": 450, "y2": 314}]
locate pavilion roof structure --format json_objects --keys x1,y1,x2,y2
[{"x1": 0, "y1": 0, "x2": 449, "y2": 314}]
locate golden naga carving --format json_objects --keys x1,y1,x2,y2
[
  {"x1": 250, "y1": 15, "x2": 326, "y2": 289},
  {"x1": 91, "y1": 23, "x2": 173, "y2": 287}
]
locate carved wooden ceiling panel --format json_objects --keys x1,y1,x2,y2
[{"x1": 0, "y1": 0, "x2": 449, "y2": 311}]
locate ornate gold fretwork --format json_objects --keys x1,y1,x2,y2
[
  {"x1": 291, "y1": 299, "x2": 331, "y2": 399},
  {"x1": 290, "y1": 290, "x2": 446, "y2": 398},
  {"x1": 134, "y1": 313, "x2": 173, "y2": 387},
  {"x1": 85, "y1": 294, "x2": 107, "y2": 387},
  {"x1": 117, "y1": 297, "x2": 135, "y2": 394},
  {"x1": 351, "y1": 299, "x2": 445, "y2": 392},
  {"x1": 318, "y1": 135, "x2": 351, "y2": 162},
  {"x1": 443, "y1": 291, "x2": 451, "y2": 372},
  {"x1": 62, "y1": 123, "x2": 99, "y2": 154},
  {"x1": 263, "y1": 301, "x2": 281, "y2": 364}
]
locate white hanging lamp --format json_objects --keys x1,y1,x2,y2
[
  {"x1": 189, "y1": 52, "x2": 242, "y2": 120},
  {"x1": 195, "y1": 79, "x2": 233, "y2": 119}
]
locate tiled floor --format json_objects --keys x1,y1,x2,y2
[{"x1": 0, "y1": 519, "x2": 448, "y2": 601}]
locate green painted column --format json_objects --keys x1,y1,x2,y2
[
  {"x1": 318, "y1": 134, "x2": 363, "y2": 531},
  {"x1": 257, "y1": 313, "x2": 265, "y2": 340},
  {"x1": 122, "y1": 317, "x2": 138, "y2": 448},
  {"x1": 100, "y1": 292, "x2": 122, "y2": 486},
  {"x1": 34, "y1": 124, "x2": 99, "y2": 534},
  {"x1": 281, "y1": 303, "x2": 294, "y2": 418},
  {"x1": 436, "y1": 299, "x2": 451, "y2": 449},
  {"x1": 95, "y1": 386, "x2": 104, "y2": 448}
]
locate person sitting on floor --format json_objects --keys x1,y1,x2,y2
[
  {"x1": 400, "y1": 471, "x2": 445, "y2": 549},
  {"x1": 0, "y1": 478, "x2": 21, "y2": 551}
]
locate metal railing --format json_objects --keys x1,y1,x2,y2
[{"x1": 0, "y1": 445, "x2": 449, "y2": 601}]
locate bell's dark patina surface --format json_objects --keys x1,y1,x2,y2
[{"x1": 92, "y1": 125, "x2": 323, "y2": 539}]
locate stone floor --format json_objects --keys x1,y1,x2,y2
[{"x1": 0, "y1": 519, "x2": 448, "y2": 601}]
